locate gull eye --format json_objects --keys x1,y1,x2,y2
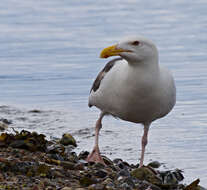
[{"x1": 132, "y1": 41, "x2": 140, "y2": 46}]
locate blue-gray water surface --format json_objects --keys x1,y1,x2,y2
[{"x1": 0, "y1": 0, "x2": 207, "y2": 186}]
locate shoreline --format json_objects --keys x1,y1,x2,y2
[{"x1": 0, "y1": 124, "x2": 205, "y2": 190}]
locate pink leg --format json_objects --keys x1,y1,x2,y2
[
  {"x1": 86, "y1": 112, "x2": 105, "y2": 164},
  {"x1": 139, "y1": 123, "x2": 150, "y2": 167}
]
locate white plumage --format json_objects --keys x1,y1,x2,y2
[{"x1": 87, "y1": 36, "x2": 176, "y2": 167}]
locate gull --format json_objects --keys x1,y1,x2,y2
[{"x1": 87, "y1": 36, "x2": 176, "y2": 167}]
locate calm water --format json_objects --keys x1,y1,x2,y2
[{"x1": 0, "y1": 0, "x2": 207, "y2": 186}]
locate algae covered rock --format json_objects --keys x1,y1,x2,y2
[
  {"x1": 131, "y1": 166, "x2": 162, "y2": 185},
  {"x1": 0, "y1": 130, "x2": 47, "y2": 151},
  {"x1": 60, "y1": 133, "x2": 77, "y2": 147}
]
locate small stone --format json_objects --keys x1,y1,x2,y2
[
  {"x1": 138, "y1": 180, "x2": 161, "y2": 190},
  {"x1": 80, "y1": 176, "x2": 95, "y2": 187},
  {"x1": 0, "y1": 173, "x2": 4, "y2": 181},
  {"x1": 67, "y1": 151, "x2": 79, "y2": 163},
  {"x1": 172, "y1": 169, "x2": 184, "y2": 181},
  {"x1": 60, "y1": 133, "x2": 77, "y2": 147},
  {"x1": 61, "y1": 187, "x2": 72, "y2": 190},
  {"x1": 163, "y1": 172, "x2": 178, "y2": 185},
  {"x1": 60, "y1": 161, "x2": 75, "y2": 170},
  {"x1": 117, "y1": 161, "x2": 125, "y2": 169},
  {"x1": 53, "y1": 170, "x2": 64, "y2": 178},
  {"x1": 0, "y1": 122, "x2": 8, "y2": 131},
  {"x1": 65, "y1": 145, "x2": 76, "y2": 154},
  {"x1": 105, "y1": 184, "x2": 116, "y2": 190},
  {"x1": 93, "y1": 162, "x2": 105, "y2": 169},
  {"x1": 36, "y1": 164, "x2": 51, "y2": 177},
  {"x1": 47, "y1": 144, "x2": 65, "y2": 154},
  {"x1": 113, "y1": 158, "x2": 123, "y2": 164},
  {"x1": 78, "y1": 151, "x2": 89, "y2": 160},
  {"x1": 102, "y1": 156, "x2": 113, "y2": 166},
  {"x1": 118, "y1": 169, "x2": 130, "y2": 177},
  {"x1": 148, "y1": 161, "x2": 161, "y2": 168},
  {"x1": 49, "y1": 153, "x2": 64, "y2": 161},
  {"x1": 114, "y1": 159, "x2": 129, "y2": 170},
  {"x1": 74, "y1": 163, "x2": 85, "y2": 170},
  {"x1": 119, "y1": 182, "x2": 132, "y2": 190},
  {"x1": 131, "y1": 167, "x2": 162, "y2": 185},
  {"x1": 94, "y1": 169, "x2": 107, "y2": 178},
  {"x1": 88, "y1": 184, "x2": 105, "y2": 190},
  {"x1": 102, "y1": 177, "x2": 113, "y2": 185},
  {"x1": 79, "y1": 159, "x2": 88, "y2": 165},
  {"x1": 123, "y1": 177, "x2": 136, "y2": 188},
  {"x1": 45, "y1": 187, "x2": 53, "y2": 190}
]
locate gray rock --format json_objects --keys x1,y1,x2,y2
[
  {"x1": 94, "y1": 169, "x2": 108, "y2": 178},
  {"x1": 118, "y1": 169, "x2": 130, "y2": 177},
  {"x1": 148, "y1": 161, "x2": 161, "y2": 168}
]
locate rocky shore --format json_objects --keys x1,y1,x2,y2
[{"x1": 0, "y1": 119, "x2": 205, "y2": 190}]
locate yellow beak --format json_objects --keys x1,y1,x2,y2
[{"x1": 100, "y1": 45, "x2": 131, "y2": 58}]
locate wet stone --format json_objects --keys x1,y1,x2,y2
[
  {"x1": 67, "y1": 151, "x2": 79, "y2": 163},
  {"x1": 138, "y1": 180, "x2": 162, "y2": 190},
  {"x1": 113, "y1": 158, "x2": 123, "y2": 164},
  {"x1": 102, "y1": 155, "x2": 113, "y2": 166},
  {"x1": 46, "y1": 144, "x2": 65, "y2": 154},
  {"x1": 121, "y1": 183, "x2": 133, "y2": 190},
  {"x1": 88, "y1": 183, "x2": 105, "y2": 190},
  {"x1": 118, "y1": 169, "x2": 130, "y2": 177},
  {"x1": 78, "y1": 159, "x2": 88, "y2": 165},
  {"x1": 36, "y1": 164, "x2": 51, "y2": 177},
  {"x1": 48, "y1": 153, "x2": 64, "y2": 161},
  {"x1": 64, "y1": 145, "x2": 76, "y2": 154},
  {"x1": 131, "y1": 167, "x2": 162, "y2": 186},
  {"x1": 114, "y1": 159, "x2": 130, "y2": 170},
  {"x1": 60, "y1": 161, "x2": 75, "y2": 170},
  {"x1": 121, "y1": 177, "x2": 135, "y2": 188},
  {"x1": 93, "y1": 162, "x2": 105, "y2": 169},
  {"x1": 159, "y1": 169, "x2": 184, "y2": 185},
  {"x1": 78, "y1": 150, "x2": 89, "y2": 160},
  {"x1": 60, "y1": 133, "x2": 77, "y2": 147},
  {"x1": 148, "y1": 161, "x2": 161, "y2": 168},
  {"x1": 61, "y1": 187, "x2": 72, "y2": 190},
  {"x1": 74, "y1": 162, "x2": 85, "y2": 170},
  {"x1": 94, "y1": 169, "x2": 107, "y2": 178},
  {"x1": 79, "y1": 175, "x2": 96, "y2": 187}
]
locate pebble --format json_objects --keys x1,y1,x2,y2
[
  {"x1": 60, "y1": 133, "x2": 77, "y2": 147},
  {"x1": 94, "y1": 169, "x2": 108, "y2": 178},
  {"x1": 131, "y1": 167, "x2": 162, "y2": 185},
  {"x1": 61, "y1": 187, "x2": 72, "y2": 190},
  {"x1": 148, "y1": 161, "x2": 161, "y2": 168}
]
